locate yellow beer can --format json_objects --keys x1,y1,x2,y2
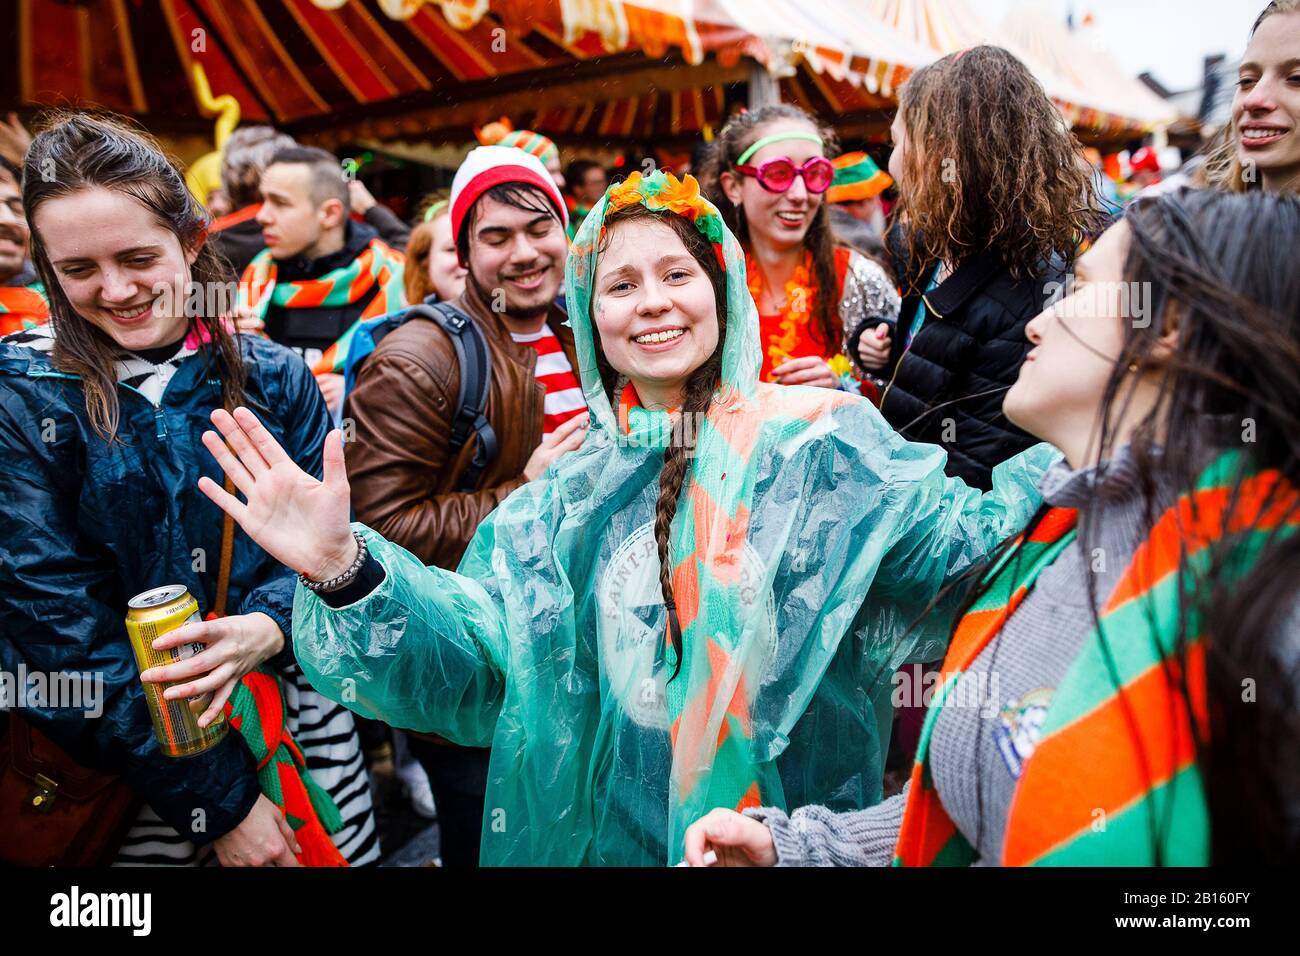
[{"x1": 125, "y1": 585, "x2": 228, "y2": 758}]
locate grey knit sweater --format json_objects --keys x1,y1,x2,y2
[{"x1": 747, "y1": 448, "x2": 1165, "y2": 866}]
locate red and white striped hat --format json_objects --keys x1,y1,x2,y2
[{"x1": 449, "y1": 145, "x2": 568, "y2": 255}]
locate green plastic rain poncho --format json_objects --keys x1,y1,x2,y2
[{"x1": 292, "y1": 170, "x2": 1058, "y2": 865}]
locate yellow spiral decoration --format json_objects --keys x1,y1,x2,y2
[{"x1": 185, "y1": 63, "x2": 242, "y2": 207}]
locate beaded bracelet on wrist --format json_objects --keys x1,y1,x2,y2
[{"x1": 299, "y1": 530, "x2": 368, "y2": 593}]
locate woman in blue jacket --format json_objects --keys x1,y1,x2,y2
[{"x1": 0, "y1": 114, "x2": 377, "y2": 866}]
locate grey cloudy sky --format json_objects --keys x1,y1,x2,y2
[{"x1": 981, "y1": 0, "x2": 1263, "y2": 90}]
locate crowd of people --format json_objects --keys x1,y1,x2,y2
[{"x1": 0, "y1": 0, "x2": 1297, "y2": 868}]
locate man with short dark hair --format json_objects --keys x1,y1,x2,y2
[
  {"x1": 238, "y1": 146, "x2": 405, "y2": 414},
  {"x1": 0, "y1": 159, "x2": 47, "y2": 334},
  {"x1": 212, "y1": 129, "x2": 411, "y2": 276},
  {"x1": 563, "y1": 158, "x2": 608, "y2": 240}
]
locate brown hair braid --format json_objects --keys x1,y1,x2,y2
[{"x1": 592, "y1": 203, "x2": 728, "y2": 680}]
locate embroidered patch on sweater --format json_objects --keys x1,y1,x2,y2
[{"x1": 992, "y1": 687, "x2": 1053, "y2": 778}]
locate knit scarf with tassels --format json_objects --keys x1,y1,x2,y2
[
  {"x1": 225, "y1": 668, "x2": 348, "y2": 867},
  {"x1": 893, "y1": 453, "x2": 1300, "y2": 866},
  {"x1": 238, "y1": 238, "x2": 405, "y2": 376}
]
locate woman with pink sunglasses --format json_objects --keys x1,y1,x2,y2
[{"x1": 701, "y1": 105, "x2": 899, "y2": 394}]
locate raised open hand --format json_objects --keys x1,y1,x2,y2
[
  {"x1": 197, "y1": 407, "x2": 356, "y2": 582},
  {"x1": 0, "y1": 112, "x2": 32, "y2": 168}
]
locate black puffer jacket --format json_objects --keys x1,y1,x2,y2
[{"x1": 850, "y1": 244, "x2": 1064, "y2": 490}]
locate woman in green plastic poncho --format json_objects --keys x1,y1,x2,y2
[{"x1": 196, "y1": 170, "x2": 1057, "y2": 866}]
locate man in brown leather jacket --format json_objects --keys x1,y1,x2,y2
[
  {"x1": 344, "y1": 146, "x2": 589, "y2": 572},
  {"x1": 341, "y1": 146, "x2": 589, "y2": 866}
]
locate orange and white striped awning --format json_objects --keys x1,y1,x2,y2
[
  {"x1": 6, "y1": 0, "x2": 925, "y2": 142},
  {"x1": 5, "y1": 0, "x2": 1174, "y2": 146}
]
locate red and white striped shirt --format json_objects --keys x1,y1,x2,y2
[{"x1": 511, "y1": 324, "x2": 587, "y2": 438}]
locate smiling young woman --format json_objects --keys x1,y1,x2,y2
[
  {"x1": 701, "y1": 105, "x2": 899, "y2": 394},
  {"x1": 0, "y1": 113, "x2": 378, "y2": 867},
  {"x1": 1220, "y1": 1, "x2": 1300, "y2": 194}
]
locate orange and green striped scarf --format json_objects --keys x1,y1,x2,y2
[
  {"x1": 226, "y1": 668, "x2": 348, "y2": 867},
  {"x1": 894, "y1": 454, "x2": 1300, "y2": 866},
  {"x1": 0, "y1": 281, "x2": 49, "y2": 335},
  {"x1": 614, "y1": 377, "x2": 771, "y2": 820},
  {"x1": 238, "y1": 238, "x2": 405, "y2": 375}
]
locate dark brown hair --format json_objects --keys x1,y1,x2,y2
[
  {"x1": 23, "y1": 112, "x2": 246, "y2": 440},
  {"x1": 699, "y1": 104, "x2": 842, "y2": 351},
  {"x1": 892, "y1": 46, "x2": 1105, "y2": 289},
  {"x1": 267, "y1": 145, "x2": 350, "y2": 211},
  {"x1": 592, "y1": 204, "x2": 728, "y2": 680}
]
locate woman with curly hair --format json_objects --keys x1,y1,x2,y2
[
  {"x1": 851, "y1": 45, "x2": 1107, "y2": 490},
  {"x1": 700, "y1": 104, "x2": 900, "y2": 395}
]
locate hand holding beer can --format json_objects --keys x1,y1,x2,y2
[{"x1": 126, "y1": 586, "x2": 229, "y2": 758}]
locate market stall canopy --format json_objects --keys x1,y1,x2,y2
[
  {"x1": 996, "y1": 5, "x2": 1179, "y2": 136},
  {"x1": 3, "y1": 0, "x2": 931, "y2": 146},
  {"x1": 867, "y1": 0, "x2": 1179, "y2": 141}
]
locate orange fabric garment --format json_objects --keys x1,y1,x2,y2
[{"x1": 749, "y1": 246, "x2": 851, "y2": 382}]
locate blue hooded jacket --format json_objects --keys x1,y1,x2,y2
[{"x1": 0, "y1": 328, "x2": 330, "y2": 843}]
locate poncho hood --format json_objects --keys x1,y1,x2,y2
[{"x1": 563, "y1": 170, "x2": 760, "y2": 442}]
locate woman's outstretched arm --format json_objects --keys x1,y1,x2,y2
[
  {"x1": 198, "y1": 406, "x2": 508, "y2": 746},
  {"x1": 683, "y1": 787, "x2": 908, "y2": 867}
]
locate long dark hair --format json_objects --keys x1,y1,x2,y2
[
  {"x1": 891, "y1": 46, "x2": 1105, "y2": 291},
  {"x1": 23, "y1": 112, "x2": 246, "y2": 441},
  {"x1": 926, "y1": 189, "x2": 1300, "y2": 863},
  {"x1": 592, "y1": 204, "x2": 729, "y2": 681},
  {"x1": 698, "y1": 104, "x2": 841, "y2": 351}
]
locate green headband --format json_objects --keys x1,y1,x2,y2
[
  {"x1": 736, "y1": 131, "x2": 824, "y2": 165},
  {"x1": 422, "y1": 199, "x2": 449, "y2": 223}
]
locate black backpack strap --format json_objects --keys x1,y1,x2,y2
[{"x1": 414, "y1": 301, "x2": 498, "y2": 493}]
